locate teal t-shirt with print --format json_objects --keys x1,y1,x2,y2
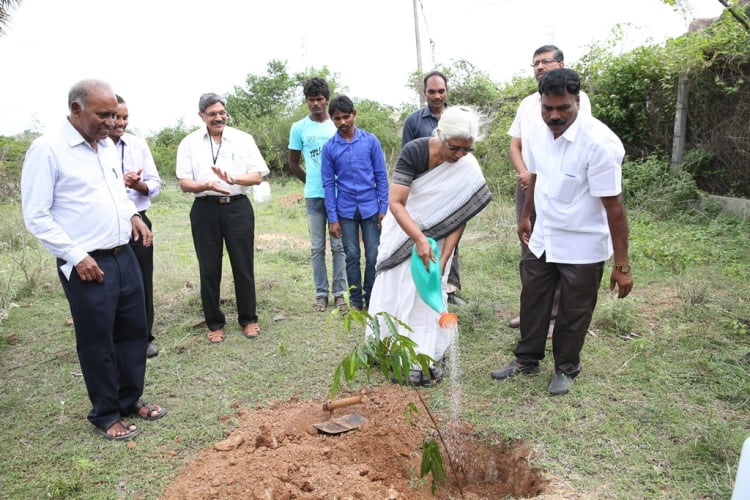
[{"x1": 288, "y1": 116, "x2": 336, "y2": 198}]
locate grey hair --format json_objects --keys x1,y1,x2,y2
[
  {"x1": 435, "y1": 106, "x2": 483, "y2": 141},
  {"x1": 198, "y1": 93, "x2": 226, "y2": 113},
  {"x1": 68, "y1": 79, "x2": 113, "y2": 110}
]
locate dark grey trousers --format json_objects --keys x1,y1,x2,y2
[{"x1": 514, "y1": 251, "x2": 604, "y2": 377}]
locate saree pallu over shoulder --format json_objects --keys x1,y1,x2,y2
[{"x1": 376, "y1": 154, "x2": 492, "y2": 274}]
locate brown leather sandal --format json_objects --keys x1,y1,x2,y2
[
  {"x1": 129, "y1": 401, "x2": 168, "y2": 421},
  {"x1": 207, "y1": 329, "x2": 225, "y2": 343},
  {"x1": 313, "y1": 296, "x2": 328, "y2": 312},
  {"x1": 243, "y1": 323, "x2": 261, "y2": 339},
  {"x1": 95, "y1": 419, "x2": 139, "y2": 441}
]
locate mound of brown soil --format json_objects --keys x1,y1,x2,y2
[{"x1": 162, "y1": 384, "x2": 547, "y2": 499}]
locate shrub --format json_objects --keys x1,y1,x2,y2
[
  {"x1": 0, "y1": 133, "x2": 35, "y2": 202},
  {"x1": 622, "y1": 154, "x2": 701, "y2": 219},
  {"x1": 148, "y1": 122, "x2": 191, "y2": 181}
]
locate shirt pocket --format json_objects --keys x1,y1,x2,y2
[{"x1": 550, "y1": 170, "x2": 583, "y2": 205}]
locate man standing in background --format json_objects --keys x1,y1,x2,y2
[
  {"x1": 109, "y1": 95, "x2": 162, "y2": 358},
  {"x1": 322, "y1": 96, "x2": 389, "y2": 311},
  {"x1": 506, "y1": 45, "x2": 592, "y2": 332},
  {"x1": 288, "y1": 78, "x2": 347, "y2": 313},
  {"x1": 176, "y1": 93, "x2": 269, "y2": 343},
  {"x1": 402, "y1": 71, "x2": 449, "y2": 146},
  {"x1": 402, "y1": 71, "x2": 465, "y2": 305}
]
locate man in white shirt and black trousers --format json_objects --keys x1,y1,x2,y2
[
  {"x1": 491, "y1": 68, "x2": 633, "y2": 395},
  {"x1": 176, "y1": 93, "x2": 269, "y2": 344},
  {"x1": 21, "y1": 79, "x2": 167, "y2": 441},
  {"x1": 109, "y1": 94, "x2": 162, "y2": 358}
]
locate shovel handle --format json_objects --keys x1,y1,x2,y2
[{"x1": 323, "y1": 395, "x2": 366, "y2": 411}]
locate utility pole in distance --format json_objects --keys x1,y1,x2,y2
[{"x1": 413, "y1": 0, "x2": 425, "y2": 107}]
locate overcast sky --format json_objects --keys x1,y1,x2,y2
[{"x1": 0, "y1": 0, "x2": 723, "y2": 137}]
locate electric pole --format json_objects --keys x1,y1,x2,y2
[{"x1": 413, "y1": 0, "x2": 425, "y2": 106}]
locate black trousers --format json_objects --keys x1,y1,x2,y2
[
  {"x1": 515, "y1": 180, "x2": 560, "y2": 320},
  {"x1": 130, "y1": 210, "x2": 154, "y2": 342},
  {"x1": 58, "y1": 246, "x2": 147, "y2": 430},
  {"x1": 514, "y1": 251, "x2": 604, "y2": 377},
  {"x1": 190, "y1": 195, "x2": 257, "y2": 331}
]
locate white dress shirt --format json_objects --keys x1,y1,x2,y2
[
  {"x1": 176, "y1": 125, "x2": 269, "y2": 196},
  {"x1": 115, "y1": 132, "x2": 161, "y2": 212},
  {"x1": 526, "y1": 113, "x2": 625, "y2": 264},
  {"x1": 21, "y1": 119, "x2": 138, "y2": 276}
]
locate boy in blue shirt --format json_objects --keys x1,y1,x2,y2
[{"x1": 321, "y1": 96, "x2": 389, "y2": 310}]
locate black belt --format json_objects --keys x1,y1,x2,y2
[
  {"x1": 89, "y1": 244, "x2": 126, "y2": 257},
  {"x1": 198, "y1": 195, "x2": 245, "y2": 204}
]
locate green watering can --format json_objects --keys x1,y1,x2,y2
[{"x1": 410, "y1": 237, "x2": 458, "y2": 328}]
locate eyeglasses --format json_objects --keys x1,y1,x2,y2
[
  {"x1": 202, "y1": 110, "x2": 228, "y2": 118},
  {"x1": 531, "y1": 58, "x2": 559, "y2": 67},
  {"x1": 445, "y1": 141, "x2": 474, "y2": 153}
]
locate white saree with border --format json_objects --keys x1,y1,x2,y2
[{"x1": 366, "y1": 153, "x2": 492, "y2": 365}]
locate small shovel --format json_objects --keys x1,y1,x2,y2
[{"x1": 313, "y1": 394, "x2": 368, "y2": 435}]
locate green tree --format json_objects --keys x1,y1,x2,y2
[
  {"x1": 350, "y1": 99, "x2": 401, "y2": 167},
  {"x1": 406, "y1": 59, "x2": 502, "y2": 112},
  {"x1": 227, "y1": 59, "x2": 298, "y2": 119},
  {"x1": 0, "y1": 0, "x2": 22, "y2": 37},
  {"x1": 147, "y1": 121, "x2": 191, "y2": 181},
  {"x1": 225, "y1": 60, "x2": 403, "y2": 177}
]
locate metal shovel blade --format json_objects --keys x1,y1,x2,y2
[{"x1": 313, "y1": 413, "x2": 368, "y2": 434}]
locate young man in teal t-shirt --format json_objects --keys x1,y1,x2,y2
[{"x1": 288, "y1": 78, "x2": 347, "y2": 312}]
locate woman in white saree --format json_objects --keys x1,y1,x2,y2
[{"x1": 367, "y1": 106, "x2": 492, "y2": 386}]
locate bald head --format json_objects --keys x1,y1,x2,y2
[
  {"x1": 68, "y1": 79, "x2": 115, "y2": 111},
  {"x1": 68, "y1": 79, "x2": 117, "y2": 147}
]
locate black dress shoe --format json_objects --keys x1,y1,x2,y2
[
  {"x1": 548, "y1": 372, "x2": 574, "y2": 395},
  {"x1": 447, "y1": 293, "x2": 467, "y2": 306},
  {"x1": 490, "y1": 360, "x2": 540, "y2": 380},
  {"x1": 146, "y1": 342, "x2": 159, "y2": 358}
]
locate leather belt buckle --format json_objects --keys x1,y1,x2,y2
[{"x1": 219, "y1": 196, "x2": 231, "y2": 204}]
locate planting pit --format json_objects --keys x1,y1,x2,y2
[{"x1": 162, "y1": 384, "x2": 554, "y2": 499}]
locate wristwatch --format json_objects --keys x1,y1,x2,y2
[{"x1": 614, "y1": 265, "x2": 631, "y2": 273}]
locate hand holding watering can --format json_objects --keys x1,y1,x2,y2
[{"x1": 410, "y1": 237, "x2": 458, "y2": 329}]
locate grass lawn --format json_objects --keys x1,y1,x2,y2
[{"x1": 1, "y1": 179, "x2": 749, "y2": 498}]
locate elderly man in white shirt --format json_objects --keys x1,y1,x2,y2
[
  {"x1": 21, "y1": 79, "x2": 167, "y2": 441},
  {"x1": 109, "y1": 94, "x2": 162, "y2": 358},
  {"x1": 492, "y1": 68, "x2": 633, "y2": 395},
  {"x1": 176, "y1": 93, "x2": 269, "y2": 344}
]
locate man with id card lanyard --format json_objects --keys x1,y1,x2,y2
[
  {"x1": 176, "y1": 93, "x2": 269, "y2": 344},
  {"x1": 109, "y1": 95, "x2": 162, "y2": 358}
]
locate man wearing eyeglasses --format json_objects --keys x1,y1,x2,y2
[
  {"x1": 176, "y1": 93, "x2": 269, "y2": 343},
  {"x1": 505, "y1": 45, "x2": 591, "y2": 333}
]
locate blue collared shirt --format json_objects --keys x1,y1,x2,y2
[
  {"x1": 402, "y1": 105, "x2": 444, "y2": 147},
  {"x1": 321, "y1": 127, "x2": 389, "y2": 223}
]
